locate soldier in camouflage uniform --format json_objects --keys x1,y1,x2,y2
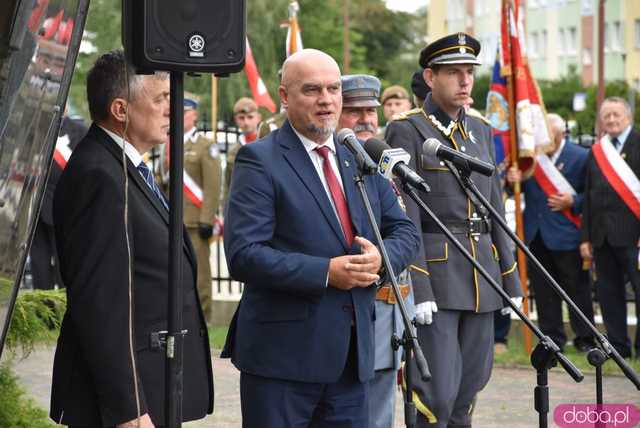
[
  {"x1": 183, "y1": 92, "x2": 222, "y2": 321},
  {"x1": 386, "y1": 33, "x2": 522, "y2": 428}
]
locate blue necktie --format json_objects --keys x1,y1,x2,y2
[
  {"x1": 612, "y1": 137, "x2": 621, "y2": 151},
  {"x1": 137, "y1": 162, "x2": 168, "y2": 210}
]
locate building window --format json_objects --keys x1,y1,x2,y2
[
  {"x1": 582, "y1": 48, "x2": 592, "y2": 66},
  {"x1": 635, "y1": 19, "x2": 640, "y2": 48},
  {"x1": 568, "y1": 27, "x2": 577, "y2": 55},
  {"x1": 541, "y1": 30, "x2": 548, "y2": 58},
  {"x1": 529, "y1": 32, "x2": 538, "y2": 58},
  {"x1": 559, "y1": 28, "x2": 566, "y2": 54},
  {"x1": 604, "y1": 22, "x2": 610, "y2": 52},
  {"x1": 612, "y1": 21, "x2": 622, "y2": 52}
]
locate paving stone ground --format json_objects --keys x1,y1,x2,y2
[{"x1": 8, "y1": 346, "x2": 639, "y2": 428}]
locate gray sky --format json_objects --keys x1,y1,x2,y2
[{"x1": 384, "y1": 0, "x2": 429, "y2": 13}]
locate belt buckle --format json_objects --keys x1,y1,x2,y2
[
  {"x1": 386, "y1": 286, "x2": 398, "y2": 304},
  {"x1": 469, "y1": 214, "x2": 482, "y2": 239}
]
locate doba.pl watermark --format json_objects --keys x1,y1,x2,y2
[{"x1": 554, "y1": 404, "x2": 640, "y2": 428}]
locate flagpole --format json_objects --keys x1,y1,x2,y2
[
  {"x1": 504, "y1": 0, "x2": 532, "y2": 355},
  {"x1": 343, "y1": 0, "x2": 351, "y2": 73},
  {"x1": 211, "y1": 75, "x2": 217, "y2": 132}
]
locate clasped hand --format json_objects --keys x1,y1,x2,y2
[{"x1": 328, "y1": 236, "x2": 382, "y2": 290}]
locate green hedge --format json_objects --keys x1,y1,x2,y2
[{"x1": 0, "y1": 290, "x2": 66, "y2": 428}]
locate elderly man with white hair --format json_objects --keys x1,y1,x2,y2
[{"x1": 507, "y1": 113, "x2": 596, "y2": 353}]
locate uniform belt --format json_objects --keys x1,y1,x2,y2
[
  {"x1": 375, "y1": 283, "x2": 410, "y2": 304},
  {"x1": 421, "y1": 218, "x2": 491, "y2": 236}
]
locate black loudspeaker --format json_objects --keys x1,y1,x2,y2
[{"x1": 122, "y1": 0, "x2": 246, "y2": 74}]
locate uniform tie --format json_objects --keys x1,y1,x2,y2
[
  {"x1": 137, "y1": 161, "x2": 168, "y2": 210},
  {"x1": 315, "y1": 145, "x2": 354, "y2": 246}
]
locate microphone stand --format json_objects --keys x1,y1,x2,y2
[
  {"x1": 450, "y1": 163, "x2": 640, "y2": 393},
  {"x1": 350, "y1": 165, "x2": 431, "y2": 428},
  {"x1": 401, "y1": 183, "x2": 584, "y2": 428}
]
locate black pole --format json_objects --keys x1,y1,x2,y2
[
  {"x1": 351, "y1": 173, "x2": 431, "y2": 428},
  {"x1": 165, "y1": 71, "x2": 185, "y2": 428},
  {"x1": 456, "y1": 166, "x2": 640, "y2": 391}
]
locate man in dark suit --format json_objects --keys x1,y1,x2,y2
[
  {"x1": 222, "y1": 49, "x2": 419, "y2": 427},
  {"x1": 50, "y1": 50, "x2": 213, "y2": 428},
  {"x1": 507, "y1": 113, "x2": 595, "y2": 352},
  {"x1": 581, "y1": 96, "x2": 640, "y2": 359}
]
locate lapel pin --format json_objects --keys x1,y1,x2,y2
[
  {"x1": 344, "y1": 160, "x2": 350, "y2": 168},
  {"x1": 622, "y1": 153, "x2": 627, "y2": 160},
  {"x1": 557, "y1": 162, "x2": 564, "y2": 171}
]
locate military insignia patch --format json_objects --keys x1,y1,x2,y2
[
  {"x1": 468, "y1": 131, "x2": 477, "y2": 145},
  {"x1": 209, "y1": 144, "x2": 219, "y2": 159}
]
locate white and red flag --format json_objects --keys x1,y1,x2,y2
[
  {"x1": 286, "y1": 1, "x2": 303, "y2": 57},
  {"x1": 499, "y1": 0, "x2": 552, "y2": 175},
  {"x1": 244, "y1": 38, "x2": 276, "y2": 113}
]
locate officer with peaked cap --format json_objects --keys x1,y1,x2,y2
[
  {"x1": 182, "y1": 92, "x2": 222, "y2": 322},
  {"x1": 338, "y1": 74, "x2": 428, "y2": 428},
  {"x1": 338, "y1": 74, "x2": 381, "y2": 141},
  {"x1": 386, "y1": 33, "x2": 522, "y2": 427}
]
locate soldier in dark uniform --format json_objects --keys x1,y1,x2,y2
[{"x1": 386, "y1": 33, "x2": 522, "y2": 428}]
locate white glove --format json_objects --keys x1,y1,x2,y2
[
  {"x1": 500, "y1": 296, "x2": 523, "y2": 316},
  {"x1": 415, "y1": 301, "x2": 438, "y2": 325}
]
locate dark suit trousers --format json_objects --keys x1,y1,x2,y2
[
  {"x1": 239, "y1": 329, "x2": 368, "y2": 428},
  {"x1": 528, "y1": 235, "x2": 595, "y2": 348},
  {"x1": 594, "y1": 240, "x2": 640, "y2": 358}
]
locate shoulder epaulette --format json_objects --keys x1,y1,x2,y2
[
  {"x1": 466, "y1": 108, "x2": 491, "y2": 127},
  {"x1": 390, "y1": 108, "x2": 422, "y2": 122}
]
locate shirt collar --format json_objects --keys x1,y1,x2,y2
[
  {"x1": 550, "y1": 138, "x2": 566, "y2": 164},
  {"x1": 184, "y1": 127, "x2": 197, "y2": 143},
  {"x1": 291, "y1": 125, "x2": 336, "y2": 155},
  {"x1": 99, "y1": 126, "x2": 143, "y2": 167},
  {"x1": 608, "y1": 125, "x2": 632, "y2": 149}
]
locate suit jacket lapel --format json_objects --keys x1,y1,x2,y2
[
  {"x1": 335, "y1": 141, "x2": 365, "y2": 240},
  {"x1": 279, "y1": 122, "x2": 349, "y2": 250},
  {"x1": 95, "y1": 127, "x2": 196, "y2": 268}
]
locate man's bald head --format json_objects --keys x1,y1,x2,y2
[
  {"x1": 279, "y1": 49, "x2": 343, "y2": 144},
  {"x1": 281, "y1": 49, "x2": 341, "y2": 89}
]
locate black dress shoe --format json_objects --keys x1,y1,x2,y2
[{"x1": 573, "y1": 337, "x2": 596, "y2": 353}]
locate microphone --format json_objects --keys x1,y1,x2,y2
[
  {"x1": 422, "y1": 138, "x2": 495, "y2": 177},
  {"x1": 363, "y1": 138, "x2": 430, "y2": 193},
  {"x1": 336, "y1": 128, "x2": 379, "y2": 175}
]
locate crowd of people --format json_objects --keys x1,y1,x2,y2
[{"x1": 33, "y1": 30, "x2": 639, "y2": 428}]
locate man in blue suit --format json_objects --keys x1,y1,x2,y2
[
  {"x1": 507, "y1": 113, "x2": 595, "y2": 352},
  {"x1": 222, "y1": 49, "x2": 420, "y2": 427}
]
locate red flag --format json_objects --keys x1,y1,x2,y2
[
  {"x1": 28, "y1": 0, "x2": 50, "y2": 33},
  {"x1": 499, "y1": 0, "x2": 551, "y2": 175},
  {"x1": 56, "y1": 18, "x2": 74, "y2": 45},
  {"x1": 244, "y1": 38, "x2": 276, "y2": 113},
  {"x1": 42, "y1": 9, "x2": 63, "y2": 40}
]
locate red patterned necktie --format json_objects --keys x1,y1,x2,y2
[{"x1": 315, "y1": 145, "x2": 355, "y2": 247}]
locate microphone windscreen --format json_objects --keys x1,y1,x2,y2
[
  {"x1": 422, "y1": 138, "x2": 440, "y2": 157},
  {"x1": 337, "y1": 128, "x2": 355, "y2": 143},
  {"x1": 363, "y1": 138, "x2": 391, "y2": 163}
]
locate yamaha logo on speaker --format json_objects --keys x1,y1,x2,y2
[{"x1": 188, "y1": 34, "x2": 205, "y2": 57}]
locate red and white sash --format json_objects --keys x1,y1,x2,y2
[
  {"x1": 53, "y1": 135, "x2": 72, "y2": 169},
  {"x1": 183, "y1": 170, "x2": 203, "y2": 208},
  {"x1": 592, "y1": 137, "x2": 640, "y2": 220},
  {"x1": 533, "y1": 153, "x2": 581, "y2": 228}
]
